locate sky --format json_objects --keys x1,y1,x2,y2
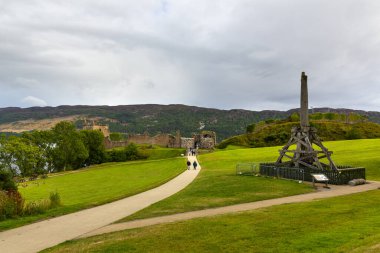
[{"x1": 1, "y1": 0, "x2": 380, "y2": 111}]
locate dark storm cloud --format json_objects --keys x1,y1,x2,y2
[{"x1": 1, "y1": 0, "x2": 380, "y2": 110}]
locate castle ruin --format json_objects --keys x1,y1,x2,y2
[
  {"x1": 83, "y1": 121, "x2": 216, "y2": 150},
  {"x1": 82, "y1": 120, "x2": 110, "y2": 138}
]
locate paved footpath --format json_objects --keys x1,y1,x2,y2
[
  {"x1": 82, "y1": 181, "x2": 380, "y2": 238},
  {"x1": 0, "y1": 156, "x2": 201, "y2": 253}
]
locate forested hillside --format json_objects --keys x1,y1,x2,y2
[
  {"x1": 219, "y1": 112, "x2": 380, "y2": 148},
  {"x1": 1, "y1": 105, "x2": 380, "y2": 141}
]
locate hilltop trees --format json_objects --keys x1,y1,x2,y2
[{"x1": 0, "y1": 122, "x2": 110, "y2": 178}]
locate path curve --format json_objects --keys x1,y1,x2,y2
[
  {"x1": 0, "y1": 156, "x2": 201, "y2": 253},
  {"x1": 83, "y1": 181, "x2": 380, "y2": 238}
]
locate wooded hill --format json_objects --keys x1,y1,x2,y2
[
  {"x1": 218, "y1": 112, "x2": 380, "y2": 148},
  {"x1": 1, "y1": 105, "x2": 380, "y2": 141}
]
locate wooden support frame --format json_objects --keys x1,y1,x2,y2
[
  {"x1": 274, "y1": 72, "x2": 338, "y2": 171},
  {"x1": 275, "y1": 126, "x2": 337, "y2": 171}
]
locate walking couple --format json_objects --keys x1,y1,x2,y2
[
  {"x1": 188, "y1": 148, "x2": 196, "y2": 156},
  {"x1": 186, "y1": 160, "x2": 198, "y2": 170}
]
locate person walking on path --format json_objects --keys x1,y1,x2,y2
[
  {"x1": 193, "y1": 160, "x2": 198, "y2": 170},
  {"x1": 186, "y1": 160, "x2": 191, "y2": 170}
]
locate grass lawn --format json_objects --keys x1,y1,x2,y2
[
  {"x1": 323, "y1": 139, "x2": 380, "y2": 180},
  {"x1": 43, "y1": 190, "x2": 380, "y2": 253},
  {"x1": 144, "y1": 147, "x2": 185, "y2": 160},
  {"x1": 0, "y1": 158, "x2": 185, "y2": 231},
  {"x1": 122, "y1": 145, "x2": 313, "y2": 222},
  {"x1": 121, "y1": 139, "x2": 380, "y2": 222},
  {"x1": 110, "y1": 145, "x2": 185, "y2": 160}
]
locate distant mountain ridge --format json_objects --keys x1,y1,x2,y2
[{"x1": 1, "y1": 104, "x2": 380, "y2": 141}]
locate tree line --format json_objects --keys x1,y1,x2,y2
[{"x1": 0, "y1": 121, "x2": 143, "y2": 179}]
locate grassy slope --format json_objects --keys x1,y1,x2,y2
[
  {"x1": 0, "y1": 158, "x2": 184, "y2": 231},
  {"x1": 44, "y1": 190, "x2": 380, "y2": 253},
  {"x1": 122, "y1": 139, "x2": 380, "y2": 222}
]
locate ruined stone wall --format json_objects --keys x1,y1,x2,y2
[
  {"x1": 181, "y1": 138, "x2": 194, "y2": 149},
  {"x1": 152, "y1": 134, "x2": 171, "y2": 147},
  {"x1": 104, "y1": 138, "x2": 128, "y2": 149},
  {"x1": 128, "y1": 133, "x2": 153, "y2": 145},
  {"x1": 127, "y1": 133, "x2": 177, "y2": 147},
  {"x1": 174, "y1": 131, "x2": 182, "y2": 148},
  {"x1": 84, "y1": 125, "x2": 110, "y2": 138},
  {"x1": 193, "y1": 131, "x2": 216, "y2": 149},
  {"x1": 200, "y1": 137, "x2": 215, "y2": 149},
  {"x1": 103, "y1": 130, "x2": 215, "y2": 150}
]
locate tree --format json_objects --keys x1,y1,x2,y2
[
  {"x1": 109, "y1": 132, "x2": 124, "y2": 141},
  {"x1": 289, "y1": 113, "x2": 300, "y2": 122},
  {"x1": 0, "y1": 136, "x2": 45, "y2": 177},
  {"x1": 51, "y1": 122, "x2": 88, "y2": 171},
  {"x1": 124, "y1": 143, "x2": 140, "y2": 160},
  {"x1": 80, "y1": 130, "x2": 106, "y2": 166},
  {"x1": 22, "y1": 130, "x2": 55, "y2": 173},
  {"x1": 246, "y1": 123, "x2": 256, "y2": 133}
]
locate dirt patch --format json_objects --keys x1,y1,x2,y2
[{"x1": 0, "y1": 115, "x2": 108, "y2": 133}]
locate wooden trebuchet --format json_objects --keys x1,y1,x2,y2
[{"x1": 275, "y1": 72, "x2": 337, "y2": 171}]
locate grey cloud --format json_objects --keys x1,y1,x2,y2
[{"x1": 0, "y1": 0, "x2": 380, "y2": 111}]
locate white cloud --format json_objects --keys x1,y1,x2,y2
[{"x1": 21, "y1": 96, "x2": 48, "y2": 107}]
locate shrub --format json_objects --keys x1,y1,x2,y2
[
  {"x1": 124, "y1": 143, "x2": 139, "y2": 160},
  {"x1": 49, "y1": 191, "x2": 61, "y2": 208},
  {"x1": 8, "y1": 190, "x2": 24, "y2": 215},
  {"x1": 0, "y1": 190, "x2": 24, "y2": 220},
  {"x1": 105, "y1": 149, "x2": 127, "y2": 162},
  {"x1": 0, "y1": 191, "x2": 12, "y2": 220},
  {"x1": 289, "y1": 113, "x2": 300, "y2": 122},
  {"x1": 246, "y1": 123, "x2": 256, "y2": 133},
  {"x1": 345, "y1": 128, "x2": 361, "y2": 140},
  {"x1": 23, "y1": 199, "x2": 50, "y2": 215},
  {"x1": 105, "y1": 144, "x2": 148, "y2": 162},
  {"x1": 0, "y1": 171, "x2": 17, "y2": 192}
]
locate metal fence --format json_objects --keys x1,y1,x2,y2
[
  {"x1": 259, "y1": 163, "x2": 365, "y2": 185},
  {"x1": 236, "y1": 163, "x2": 259, "y2": 176}
]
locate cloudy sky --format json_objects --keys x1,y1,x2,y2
[{"x1": 1, "y1": 0, "x2": 380, "y2": 111}]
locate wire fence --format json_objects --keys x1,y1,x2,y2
[{"x1": 236, "y1": 163, "x2": 260, "y2": 176}]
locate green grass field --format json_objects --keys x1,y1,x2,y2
[
  {"x1": 0, "y1": 158, "x2": 185, "y2": 231},
  {"x1": 122, "y1": 139, "x2": 380, "y2": 222},
  {"x1": 323, "y1": 139, "x2": 380, "y2": 180},
  {"x1": 44, "y1": 190, "x2": 380, "y2": 253},
  {"x1": 109, "y1": 145, "x2": 185, "y2": 161},
  {"x1": 122, "y1": 146, "x2": 313, "y2": 222},
  {"x1": 144, "y1": 147, "x2": 185, "y2": 160},
  {"x1": 5, "y1": 139, "x2": 380, "y2": 252}
]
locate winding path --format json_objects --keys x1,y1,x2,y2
[
  {"x1": 0, "y1": 156, "x2": 201, "y2": 253},
  {"x1": 82, "y1": 180, "x2": 380, "y2": 238},
  {"x1": 1, "y1": 156, "x2": 379, "y2": 253}
]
